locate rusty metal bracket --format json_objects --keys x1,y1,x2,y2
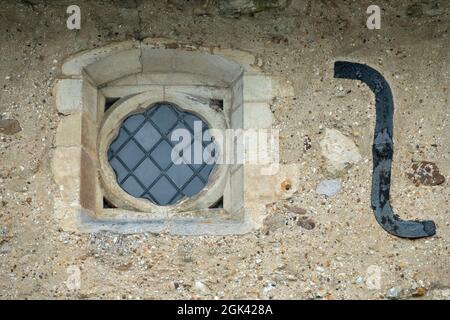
[{"x1": 334, "y1": 61, "x2": 436, "y2": 239}]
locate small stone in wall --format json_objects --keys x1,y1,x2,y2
[
  {"x1": 270, "y1": 35, "x2": 289, "y2": 44},
  {"x1": 316, "y1": 179, "x2": 342, "y2": 197},
  {"x1": 406, "y1": 3, "x2": 423, "y2": 17},
  {"x1": 284, "y1": 205, "x2": 307, "y2": 215},
  {"x1": 0, "y1": 119, "x2": 21, "y2": 135},
  {"x1": 297, "y1": 217, "x2": 316, "y2": 230},
  {"x1": 319, "y1": 128, "x2": 362, "y2": 174},
  {"x1": 386, "y1": 287, "x2": 400, "y2": 299},
  {"x1": 262, "y1": 213, "x2": 286, "y2": 234},
  {"x1": 303, "y1": 135, "x2": 312, "y2": 151},
  {"x1": 412, "y1": 287, "x2": 427, "y2": 297},
  {"x1": 194, "y1": 281, "x2": 209, "y2": 294},
  {"x1": 406, "y1": 161, "x2": 445, "y2": 186}
]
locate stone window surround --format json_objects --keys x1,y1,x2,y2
[{"x1": 52, "y1": 38, "x2": 294, "y2": 235}]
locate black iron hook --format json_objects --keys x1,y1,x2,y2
[{"x1": 334, "y1": 61, "x2": 436, "y2": 239}]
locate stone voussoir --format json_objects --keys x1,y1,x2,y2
[
  {"x1": 62, "y1": 40, "x2": 140, "y2": 76},
  {"x1": 54, "y1": 78, "x2": 98, "y2": 121},
  {"x1": 55, "y1": 112, "x2": 97, "y2": 154}
]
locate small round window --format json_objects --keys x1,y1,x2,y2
[{"x1": 107, "y1": 102, "x2": 216, "y2": 206}]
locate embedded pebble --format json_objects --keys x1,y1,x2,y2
[
  {"x1": 285, "y1": 205, "x2": 307, "y2": 215},
  {"x1": 407, "y1": 161, "x2": 445, "y2": 186},
  {"x1": 320, "y1": 128, "x2": 362, "y2": 174},
  {"x1": 297, "y1": 217, "x2": 316, "y2": 230},
  {"x1": 316, "y1": 179, "x2": 342, "y2": 197},
  {"x1": 386, "y1": 287, "x2": 400, "y2": 299},
  {"x1": 194, "y1": 281, "x2": 209, "y2": 293},
  {"x1": 0, "y1": 119, "x2": 22, "y2": 135}
]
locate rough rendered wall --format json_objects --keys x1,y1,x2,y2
[{"x1": 0, "y1": 0, "x2": 448, "y2": 299}]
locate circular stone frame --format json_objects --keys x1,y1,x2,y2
[{"x1": 98, "y1": 91, "x2": 228, "y2": 214}]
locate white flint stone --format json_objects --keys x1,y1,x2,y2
[{"x1": 320, "y1": 128, "x2": 362, "y2": 174}]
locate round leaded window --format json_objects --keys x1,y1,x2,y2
[
  {"x1": 107, "y1": 102, "x2": 216, "y2": 206},
  {"x1": 98, "y1": 91, "x2": 228, "y2": 213}
]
